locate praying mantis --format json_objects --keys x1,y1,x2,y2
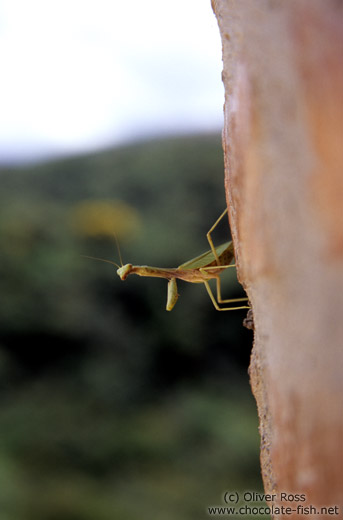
[{"x1": 85, "y1": 208, "x2": 249, "y2": 312}]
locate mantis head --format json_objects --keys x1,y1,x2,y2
[{"x1": 117, "y1": 264, "x2": 133, "y2": 280}]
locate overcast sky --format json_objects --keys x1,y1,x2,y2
[{"x1": 0, "y1": 0, "x2": 224, "y2": 163}]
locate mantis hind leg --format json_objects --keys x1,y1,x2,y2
[
  {"x1": 216, "y1": 277, "x2": 249, "y2": 304},
  {"x1": 203, "y1": 280, "x2": 250, "y2": 311},
  {"x1": 205, "y1": 210, "x2": 250, "y2": 310},
  {"x1": 206, "y1": 208, "x2": 229, "y2": 265}
]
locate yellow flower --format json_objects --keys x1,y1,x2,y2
[{"x1": 70, "y1": 200, "x2": 141, "y2": 238}]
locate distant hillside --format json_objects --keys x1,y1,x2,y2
[
  {"x1": 0, "y1": 133, "x2": 260, "y2": 520},
  {"x1": 0, "y1": 132, "x2": 228, "y2": 262}
]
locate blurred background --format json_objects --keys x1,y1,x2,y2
[{"x1": 0, "y1": 1, "x2": 263, "y2": 519}]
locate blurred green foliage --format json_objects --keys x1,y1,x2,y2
[{"x1": 0, "y1": 134, "x2": 264, "y2": 519}]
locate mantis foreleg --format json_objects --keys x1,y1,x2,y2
[{"x1": 166, "y1": 278, "x2": 179, "y2": 311}]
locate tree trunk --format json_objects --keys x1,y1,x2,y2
[{"x1": 212, "y1": 0, "x2": 343, "y2": 515}]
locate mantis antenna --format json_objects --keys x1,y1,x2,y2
[
  {"x1": 113, "y1": 232, "x2": 124, "y2": 267},
  {"x1": 82, "y1": 232, "x2": 124, "y2": 269},
  {"x1": 82, "y1": 256, "x2": 121, "y2": 269}
]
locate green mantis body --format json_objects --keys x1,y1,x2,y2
[
  {"x1": 86, "y1": 209, "x2": 249, "y2": 312},
  {"x1": 117, "y1": 239, "x2": 248, "y2": 311}
]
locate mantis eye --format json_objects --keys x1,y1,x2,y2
[{"x1": 117, "y1": 264, "x2": 133, "y2": 280}]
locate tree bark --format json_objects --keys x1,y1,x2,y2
[{"x1": 212, "y1": 0, "x2": 343, "y2": 515}]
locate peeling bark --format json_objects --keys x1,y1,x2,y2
[{"x1": 212, "y1": 0, "x2": 343, "y2": 515}]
